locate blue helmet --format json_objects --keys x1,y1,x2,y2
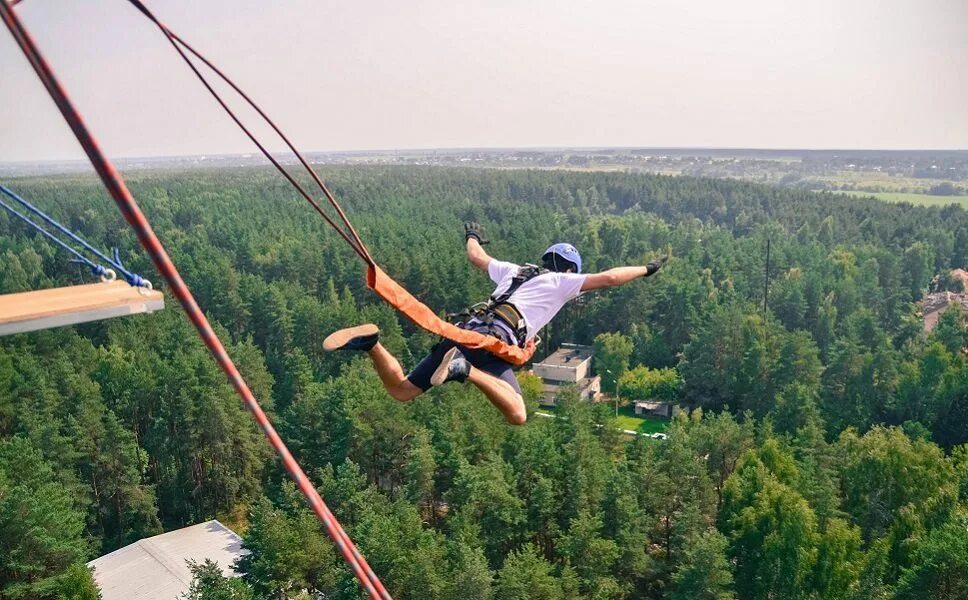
[{"x1": 542, "y1": 243, "x2": 582, "y2": 274}]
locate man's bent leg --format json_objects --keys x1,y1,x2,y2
[
  {"x1": 466, "y1": 367, "x2": 527, "y2": 425},
  {"x1": 367, "y1": 343, "x2": 422, "y2": 402},
  {"x1": 324, "y1": 324, "x2": 422, "y2": 402}
]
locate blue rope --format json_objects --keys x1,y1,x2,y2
[
  {"x1": 0, "y1": 193, "x2": 109, "y2": 278},
  {"x1": 0, "y1": 183, "x2": 149, "y2": 287}
]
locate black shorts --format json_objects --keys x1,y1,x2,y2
[{"x1": 406, "y1": 322, "x2": 522, "y2": 394}]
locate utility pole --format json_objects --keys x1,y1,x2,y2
[
  {"x1": 763, "y1": 238, "x2": 771, "y2": 315},
  {"x1": 615, "y1": 379, "x2": 620, "y2": 418},
  {"x1": 605, "y1": 368, "x2": 619, "y2": 417}
]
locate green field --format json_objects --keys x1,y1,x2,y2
[
  {"x1": 830, "y1": 190, "x2": 968, "y2": 209},
  {"x1": 613, "y1": 405, "x2": 669, "y2": 435},
  {"x1": 537, "y1": 404, "x2": 669, "y2": 436}
]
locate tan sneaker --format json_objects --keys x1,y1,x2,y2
[
  {"x1": 430, "y1": 347, "x2": 470, "y2": 386},
  {"x1": 323, "y1": 324, "x2": 380, "y2": 352}
]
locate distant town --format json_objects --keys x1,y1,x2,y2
[{"x1": 4, "y1": 147, "x2": 967, "y2": 199}]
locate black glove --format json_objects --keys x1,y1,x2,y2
[
  {"x1": 644, "y1": 255, "x2": 668, "y2": 277},
  {"x1": 464, "y1": 222, "x2": 490, "y2": 245}
]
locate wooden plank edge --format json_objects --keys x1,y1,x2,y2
[{"x1": 0, "y1": 295, "x2": 164, "y2": 336}]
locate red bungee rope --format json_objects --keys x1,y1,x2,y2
[{"x1": 0, "y1": 3, "x2": 390, "y2": 598}]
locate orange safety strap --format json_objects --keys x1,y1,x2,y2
[{"x1": 367, "y1": 265, "x2": 536, "y2": 366}]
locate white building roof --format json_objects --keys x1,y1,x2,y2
[
  {"x1": 88, "y1": 520, "x2": 247, "y2": 600},
  {"x1": 535, "y1": 345, "x2": 593, "y2": 369}
]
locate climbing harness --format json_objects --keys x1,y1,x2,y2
[{"x1": 452, "y1": 263, "x2": 549, "y2": 347}]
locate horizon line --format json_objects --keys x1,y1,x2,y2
[{"x1": 3, "y1": 145, "x2": 968, "y2": 166}]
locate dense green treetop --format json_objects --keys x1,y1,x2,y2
[{"x1": 0, "y1": 166, "x2": 965, "y2": 598}]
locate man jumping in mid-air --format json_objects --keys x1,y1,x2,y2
[{"x1": 323, "y1": 222, "x2": 667, "y2": 425}]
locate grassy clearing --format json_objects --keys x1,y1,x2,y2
[
  {"x1": 613, "y1": 405, "x2": 669, "y2": 435},
  {"x1": 830, "y1": 190, "x2": 968, "y2": 209},
  {"x1": 537, "y1": 403, "x2": 670, "y2": 435},
  {"x1": 809, "y1": 171, "x2": 933, "y2": 191}
]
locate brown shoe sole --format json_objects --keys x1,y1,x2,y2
[
  {"x1": 431, "y1": 347, "x2": 461, "y2": 386},
  {"x1": 322, "y1": 323, "x2": 379, "y2": 352}
]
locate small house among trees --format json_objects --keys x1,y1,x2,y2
[
  {"x1": 531, "y1": 344, "x2": 602, "y2": 406},
  {"x1": 633, "y1": 400, "x2": 673, "y2": 418},
  {"x1": 922, "y1": 290, "x2": 968, "y2": 334}
]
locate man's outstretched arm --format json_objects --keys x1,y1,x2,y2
[
  {"x1": 580, "y1": 256, "x2": 667, "y2": 292},
  {"x1": 464, "y1": 222, "x2": 492, "y2": 271}
]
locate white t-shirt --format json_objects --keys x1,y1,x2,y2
[{"x1": 487, "y1": 259, "x2": 587, "y2": 341}]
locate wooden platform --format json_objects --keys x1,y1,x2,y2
[{"x1": 0, "y1": 281, "x2": 164, "y2": 336}]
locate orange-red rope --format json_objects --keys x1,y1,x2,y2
[
  {"x1": 0, "y1": 2, "x2": 389, "y2": 598},
  {"x1": 125, "y1": 0, "x2": 372, "y2": 264},
  {"x1": 119, "y1": 1, "x2": 537, "y2": 367}
]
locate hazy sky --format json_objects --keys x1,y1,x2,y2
[{"x1": 1, "y1": 0, "x2": 966, "y2": 161}]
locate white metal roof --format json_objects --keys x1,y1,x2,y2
[
  {"x1": 534, "y1": 345, "x2": 593, "y2": 368},
  {"x1": 88, "y1": 520, "x2": 247, "y2": 600}
]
